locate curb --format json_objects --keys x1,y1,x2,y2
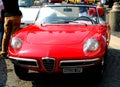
[{"x1": 109, "y1": 35, "x2": 120, "y2": 49}]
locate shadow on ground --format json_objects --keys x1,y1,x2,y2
[
  {"x1": 0, "y1": 57, "x2": 7, "y2": 87},
  {"x1": 100, "y1": 47, "x2": 120, "y2": 87}
]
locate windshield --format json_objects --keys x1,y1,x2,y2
[
  {"x1": 18, "y1": 0, "x2": 35, "y2": 7},
  {"x1": 35, "y1": 5, "x2": 105, "y2": 24}
]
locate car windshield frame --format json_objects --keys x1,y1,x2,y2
[{"x1": 35, "y1": 4, "x2": 102, "y2": 25}]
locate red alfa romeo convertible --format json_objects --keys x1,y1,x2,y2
[{"x1": 8, "y1": 3, "x2": 111, "y2": 79}]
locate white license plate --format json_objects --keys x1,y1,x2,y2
[{"x1": 63, "y1": 68, "x2": 83, "y2": 73}]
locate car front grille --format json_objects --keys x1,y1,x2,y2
[
  {"x1": 59, "y1": 58, "x2": 100, "y2": 68},
  {"x1": 42, "y1": 57, "x2": 55, "y2": 72},
  {"x1": 9, "y1": 56, "x2": 39, "y2": 68}
]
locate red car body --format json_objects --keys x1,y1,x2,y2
[{"x1": 8, "y1": 4, "x2": 111, "y2": 79}]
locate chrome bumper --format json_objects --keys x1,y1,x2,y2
[
  {"x1": 9, "y1": 56, "x2": 39, "y2": 68},
  {"x1": 59, "y1": 58, "x2": 100, "y2": 68}
]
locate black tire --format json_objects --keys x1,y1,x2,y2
[
  {"x1": 14, "y1": 65, "x2": 29, "y2": 80},
  {"x1": 93, "y1": 63, "x2": 103, "y2": 76},
  {"x1": 87, "y1": 63, "x2": 103, "y2": 81},
  {"x1": 93, "y1": 48, "x2": 108, "y2": 79},
  {"x1": 102, "y1": 47, "x2": 108, "y2": 70}
]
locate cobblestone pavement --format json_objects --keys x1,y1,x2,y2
[
  {"x1": 0, "y1": 58, "x2": 7, "y2": 87},
  {"x1": 0, "y1": 58, "x2": 32, "y2": 87}
]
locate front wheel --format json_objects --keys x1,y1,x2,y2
[
  {"x1": 88, "y1": 62, "x2": 103, "y2": 80},
  {"x1": 14, "y1": 65, "x2": 29, "y2": 80}
]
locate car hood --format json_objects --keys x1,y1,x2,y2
[
  {"x1": 10, "y1": 24, "x2": 104, "y2": 58},
  {"x1": 24, "y1": 24, "x2": 99, "y2": 45}
]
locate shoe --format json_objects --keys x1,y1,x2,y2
[{"x1": 0, "y1": 52, "x2": 8, "y2": 58}]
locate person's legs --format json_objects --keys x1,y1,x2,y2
[
  {"x1": 0, "y1": 17, "x2": 12, "y2": 57},
  {"x1": 0, "y1": 21, "x2": 4, "y2": 50},
  {"x1": 11, "y1": 16, "x2": 21, "y2": 35},
  {"x1": 0, "y1": 16, "x2": 21, "y2": 57}
]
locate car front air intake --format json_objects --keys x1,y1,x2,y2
[{"x1": 9, "y1": 56, "x2": 39, "y2": 68}]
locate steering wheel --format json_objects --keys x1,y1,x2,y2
[{"x1": 73, "y1": 16, "x2": 95, "y2": 24}]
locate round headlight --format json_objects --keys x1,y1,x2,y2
[
  {"x1": 84, "y1": 38, "x2": 99, "y2": 52},
  {"x1": 11, "y1": 37, "x2": 22, "y2": 50}
]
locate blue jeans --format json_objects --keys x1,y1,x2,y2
[{"x1": 0, "y1": 21, "x2": 4, "y2": 51}]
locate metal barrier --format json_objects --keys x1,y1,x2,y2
[{"x1": 109, "y1": 2, "x2": 120, "y2": 31}]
